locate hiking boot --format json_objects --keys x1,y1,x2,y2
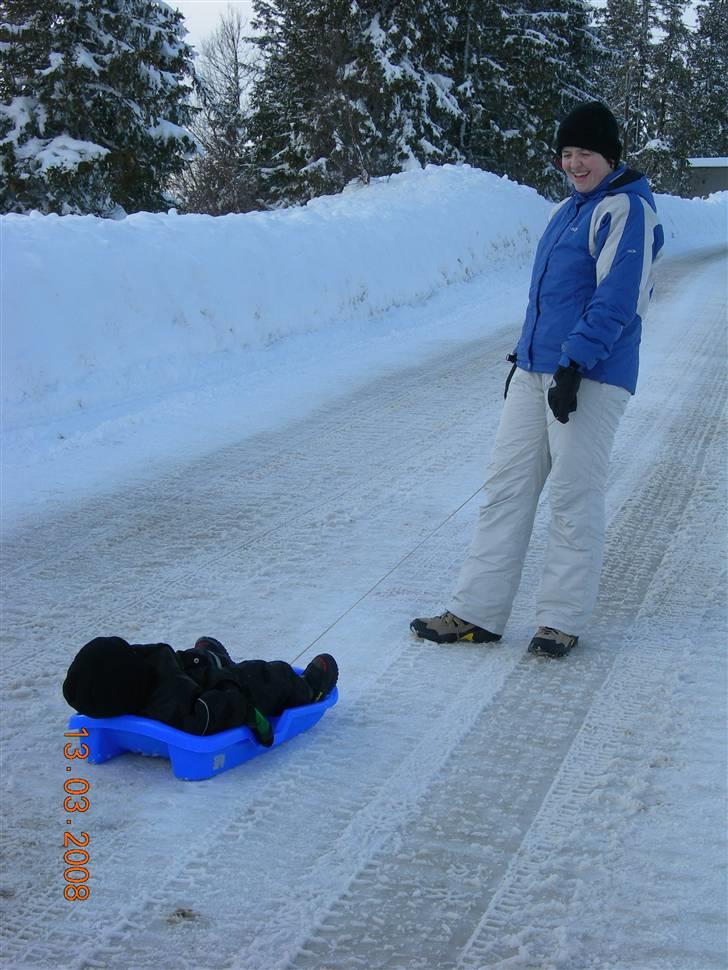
[
  {"x1": 527, "y1": 627, "x2": 579, "y2": 658},
  {"x1": 303, "y1": 654, "x2": 338, "y2": 702},
  {"x1": 410, "y1": 611, "x2": 501, "y2": 645}
]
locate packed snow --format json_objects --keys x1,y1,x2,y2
[{"x1": 1, "y1": 166, "x2": 726, "y2": 970}]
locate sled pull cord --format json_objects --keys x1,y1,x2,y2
[{"x1": 290, "y1": 482, "x2": 485, "y2": 665}]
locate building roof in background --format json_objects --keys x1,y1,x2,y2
[{"x1": 688, "y1": 157, "x2": 728, "y2": 167}]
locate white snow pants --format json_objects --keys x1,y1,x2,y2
[{"x1": 451, "y1": 369, "x2": 630, "y2": 636}]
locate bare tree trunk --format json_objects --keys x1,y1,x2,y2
[{"x1": 459, "y1": 1, "x2": 474, "y2": 154}]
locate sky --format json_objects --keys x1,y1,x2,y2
[{"x1": 171, "y1": 0, "x2": 254, "y2": 51}]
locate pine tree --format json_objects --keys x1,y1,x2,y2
[
  {"x1": 247, "y1": 0, "x2": 468, "y2": 208},
  {"x1": 247, "y1": 0, "x2": 377, "y2": 207},
  {"x1": 361, "y1": 0, "x2": 462, "y2": 170},
  {"x1": 632, "y1": 0, "x2": 692, "y2": 192},
  {"x1": 492, "y1": 0, "x2": 599, "y2": 196},
  {"x1": 443, "y1": 0, "x2": 598, "y2": 198},
  {"x1": 246, "y1": 0, "x2": 599, "y2": 208},
  {"x1": 595, "y1": 0, "x2": 726, "y2": 193},
  {"x1": 595, "y1": 0, "x2": 653, "y2": 157},
  {"x1": 446, "y1": 0, "x2": 510, "y2": 173},
  {"x1": 686, "y1": 0, "x2": 728, "y2": 158},
  {"x1": 0, "y1": 0, "x2": 196, "y2": 215}
]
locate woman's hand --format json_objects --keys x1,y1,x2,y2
[{"x1": 548, "y1": 362, "x2": 582, "y2": 423}]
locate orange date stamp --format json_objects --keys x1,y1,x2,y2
[{"x1": 63, "y1": 727, "x2": 91, "y2": 900}]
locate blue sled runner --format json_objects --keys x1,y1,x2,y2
[{"x1": 67, "y1": 675, "x2": 338, "y2": 781}]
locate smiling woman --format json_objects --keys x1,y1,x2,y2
[
  {"x1": 411, "y1": 101, "x2": 665, "y2": 659},
  {"x1": 171, "y1": 0, "x2": 254, "y2": 50}
]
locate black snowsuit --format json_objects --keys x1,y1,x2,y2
[
  {"x1": 63, "y1": 637, "x2": 314, "y2": 746},
  {"x1": 142, "y1": 640, "x2": 313, "y2": 744}
]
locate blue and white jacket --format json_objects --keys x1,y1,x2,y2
[{"x1": 514, "y1": 166, "x2": 664, "y2": 393}]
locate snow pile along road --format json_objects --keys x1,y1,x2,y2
[
  {"x1": 2, "y1": 170, "x2": 724, "y2": 437},
  {"x1": 656, "y1": 189, "x2": 727, "y2": 254},
  {"x1": 2, "y1": 165, "x2": 548, "y2": 428},
  {"x1": 2, "y1": 169, "x2": 724, "y2": 526}
]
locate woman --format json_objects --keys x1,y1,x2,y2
[{"x1": 411, "y1": 102, "x2": 664, "y2": 657}]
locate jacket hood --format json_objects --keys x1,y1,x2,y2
[
  {"x1": 62, "y1": 637, "x2": 163, "y2": 718},
  {"x1": 573, "y1": 165, "x2": 656, "y2": 209}
]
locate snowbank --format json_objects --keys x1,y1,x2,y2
[
  {"x1": 1, "y1": 165, "x2": 547, "y2": 428},
  {"x1": 2, "y1": 169, "x2": 725, "y2": 432},
  {"x1": 656, "y1": 190, "x2": 727, "y2": 255}
]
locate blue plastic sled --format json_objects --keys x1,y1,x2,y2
[{"x1": 66, "y1": 677, "x2": 338, "y2": 781}]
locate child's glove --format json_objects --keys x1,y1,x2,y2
[
  {"x1": 548, "y1": 361, "x2": 582, "y2": 423},
  {"x1": 249, "y1": 707, "x2": 273, "y2": 747}
]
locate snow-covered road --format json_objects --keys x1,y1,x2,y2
[{"x1": 1, "y1": 246, "x2": 726, "y2": 970}]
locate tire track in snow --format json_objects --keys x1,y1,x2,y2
[
  {"x1": 1, "y1": 375, "x2": 442, "y2": 583},
  {"x1": 67, "y1": 646, "x2": 523, "y2": 970},
  {"x1": 68, "y1": 258, "x2": 728, "y2": 970},
  {"x1": 265, "y1": 256, "x2": 727, "y2": 969},
  {"x1": 1, "y1": 331, "x2": 512, "y2": 970},
  {"x1": 1, "y1": 332, "x2": 504, "y2": 685},
  {"x1": 0, "y1": 251, "x2": 723, "y2": 970},
  {"x1": 458, "y1": 428, "x2": 727, "y2": 969}
]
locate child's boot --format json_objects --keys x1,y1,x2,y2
[
  {"x1": 194, "y1": 636, "x2": 234, "y2": 665},
  {"x1": 303, "y1": 654, "x2": 338, "y2": 702}
]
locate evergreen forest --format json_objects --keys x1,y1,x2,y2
[{"x1": 1, "y1": 0, "x2": 726, "y2": 216}]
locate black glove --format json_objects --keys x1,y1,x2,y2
[
  {"x1": 504, "y1": 353, "x2": 518, "y2": 400},
  {"x1": 548, "y1": 361, "x2": 581, "y2": 423}
]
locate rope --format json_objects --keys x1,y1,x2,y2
[{"x1": 290, "y1": 482, "x2": 483, "y2": 664}]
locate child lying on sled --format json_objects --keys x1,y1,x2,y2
[{"x1": 62, "y1": 635, "x2": 338, "y2": 747}]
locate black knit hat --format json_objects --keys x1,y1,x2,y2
[
  {"x1": 556, "y1": 102, "x2": 622, "y2": 166},
  {"x1": 63, "y1": 636, "x2": 156, "y2": 718}
]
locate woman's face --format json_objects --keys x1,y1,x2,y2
[{"x1": 560, "y1": 147, "x2": 613, "y2": 193}]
